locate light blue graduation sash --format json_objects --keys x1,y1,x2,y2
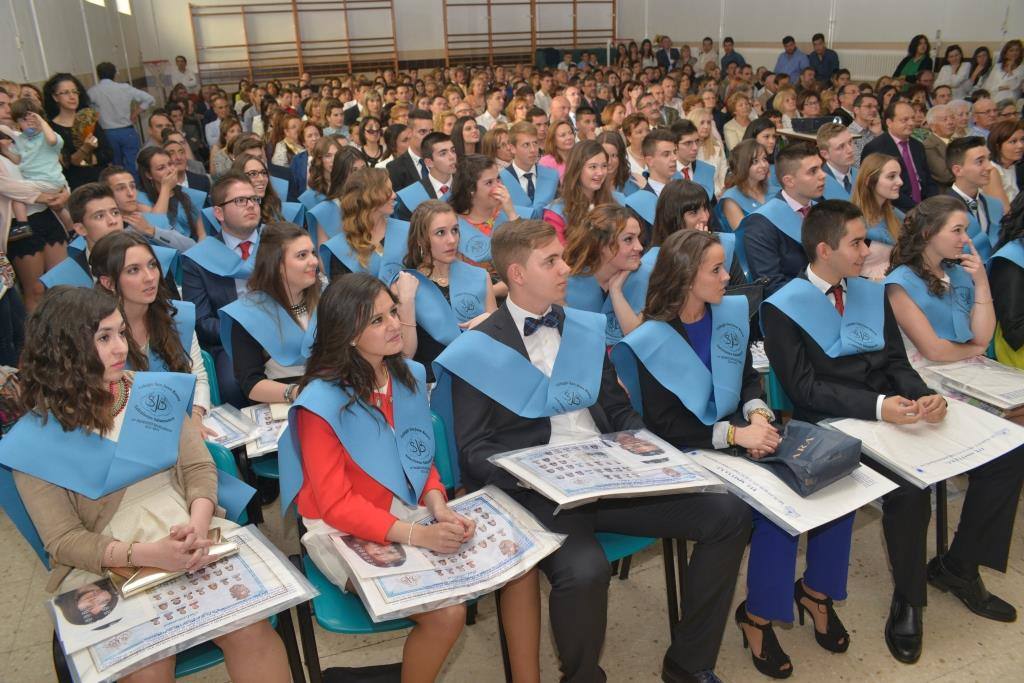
[
  {"x1": 767, "y1": 164, "x2": 782, "y2": 196},
  {"x1": 885, "y1": 264, "x2": 974, "y2": 343},
  {"x1": 309, "y1": 200, "x2": 342, "y2": 240},
  {"x1": 991, "y1": 239, "x2": 1024, "y2": 271},
  {"x1": 183, "y1": 235, "x2": 255, "y2": 279},
  {"x1": 145, "y1": 300, "x2": 196, "y2": 372},
  {"x1": 963, "y1": 194, "x2": 1004, "y2": 261},
  {"x1": 500, "y1": 166, "x2": 558, "y2": 216},
  {"x1": 720, "y1": 187, "x2": 763, "y2": 229},
  {"x1": 396, "y1": 181, "x2": 449, "y2": 216},
  {"x1": 270, "y1": 174, "x2": 289, "y2": 201},
  {"x1": 753, "y1": 197, "x2": 804, "y2": 245},
  {"x1": 219, "y1": 292, "x2": 316, "y2": 366},
  {"x1": 39, "y1": 257, "x2": 92, "y2": 289},
  {"x1": 298, "y1": 189, "x2": 326, "y2": 211},
  {"x1": 822, "y1": 166, "x2": 857, "y2": 201},
  {"x1": 545, "y1": 199, "x2": 565, "y2": 221},
  {"x1": 565, "y1": 261, "x2": 654, "y2": 346},
  {"x1": 619, "y1": 178, "x2": 642, "y2": 197},
  {"x1": 319, "y1": 218, "x2": 409, "y2": 282},
  {"x1": 278, "y1": 360, "x2": 434, "y2": 511},
  {"x1": 672, "y1": 161, "x2": 716, "y2": 200},
  {"x1": 763, "y1": 277, "x2": 886, "y2": 357},
  {"x1": 865, "y1": 209, "x2": 904, "y2": 245},
  {"x1": 612, "y1": 296, "x2": 748, "y2": 422},
  {"x1": 67, "y1": 235, "x2": 86, "y2": 255},
  {"x1": 612, "y1": 190, "x2": 627, "y2": 205},
  {"x1": 624, "y1": 189, "x2": 657, "y2": 225},
  {"x1": 405, "y1": 262, "x2": 488, "y2": 345},
  {"x1": 456, "y1": 212, "x2": 512, "y2": 263},
  {"x1": 642, "y1": 233, "x2": 735, "y2": 280}
]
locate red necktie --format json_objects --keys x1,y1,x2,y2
[
  {"x1": 439, "y1": 185, "x2": 449, "y2": 194},
  {"x1": 239, "y1": 240, "x2": 252, "y2": 261},
  {"x1": 798, "y1": 205, "x2": 811, "y2": 218},
  {"x1": 828, "y1": 284, "x2": 845, "y2": 315},
  {"x1": 682, "y1": 167, "x2": 691, "y2": 180}
]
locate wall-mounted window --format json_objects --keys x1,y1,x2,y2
[{"x1": 116, "y1": 0, "x2": 131, "y2": 15}]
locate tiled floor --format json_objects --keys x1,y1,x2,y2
[{"x1": 3, "y1": 488, "x2": 1023, "y2": 682}]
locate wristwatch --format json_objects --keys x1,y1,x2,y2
[
  {"x1": 749, "y1": 407, "x2": 774, "y2": 424},
  {"x1": 284, "y1": 383, "x2": 298, "y2": 403}
]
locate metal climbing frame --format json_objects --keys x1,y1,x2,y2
[
  {"x1": 189, "y1": 0, "x2": 398, "y2": 84},
  {"x1": 442, "y1": 0, "x2": 616, "y2": 66}
]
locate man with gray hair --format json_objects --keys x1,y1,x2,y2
[{"x1": 921, "y1": 104, "x2": 956, "y2": 189}]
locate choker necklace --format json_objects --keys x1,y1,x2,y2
[
  {"x1": 109, "y1": 377, "x2": 129, "y2": 417},
  {"x1": 290, "y1": 302, "x2": 308, "y2": 317}
]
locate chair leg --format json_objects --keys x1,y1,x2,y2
[
  {"x1": 618, "y1": 554, "x2": 633, "y2": 580},
  {"x1": 493, "y1": 592, "x2": 513, "y2": 683},
  {"x1": 51, "y1": 631, "x2": 73, "y2": 683},
  {"x1": 675, "y1": 540, "x2": 688, "y2": 622},
  {"x1": 294, "y1": 598, "x2": 322, "y2": 683},
  {"x1": 610, "y1": 559, "x2": 620, "y2": 575},
  {"x1": 661, "y1": 539, "x2": 680, "y2": 632},
  {"x1": 233, "y1": 447, "x2": 264, "y2": 525},
  {"x1": 935, "y1": 480, "x2": 949, "y2": 555},
  {"x1": 275, "y1": 608, "x2": 305, "y2": 683},
  {"x1": 466, "y1": 600, "x2": 478, "y2": 626}
]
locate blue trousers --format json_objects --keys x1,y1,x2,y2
[
  {"x1": 104, "y1": 126, "x2": 141, "y2": 177},
  {"x1": 745, "y1": 509, "x2": 856, "y2": 622}
]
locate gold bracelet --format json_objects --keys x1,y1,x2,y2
[
  {"x1": 727, "y1": 424, "x2": 736, "y2": 446},
  {"x1": 750, "y1": 408, "x2": 774, "y2": 423},
  {"x1": 406, "y1": 523, "x2": 415, "y2": 546},
  {"x1": 126, "y1": 542, "x2": 135, "y2": 569}
]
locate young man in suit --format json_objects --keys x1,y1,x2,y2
[
  {"x1": 435, "y1": 219, "x2": 750, "y2": 683},
  {"x1": 945, "y1": 135, "x2": 1004, "y2": 260},
  {"x1": 816, "y1": 123, "x2": 857, "y2": 200},
  {"x1": 500, "y1": 122, "x2": 559, "y2": 219},
  {"x1": 181, "y1": 172, "x2": 261, "y2": 407},
  {"x1": 623, "y1": 129, "x2": 678, "y2": 240},
  {"x1": 387, "y1": 109, "x2": 435, "y2": 192},
  {"x1": 393, "y1": 132, "x2": 456, "y2": 220},
  {"x1": 763, "y1": 199, "x2": 1023, "y2": 665},
  {"x1": 656, "y1": 35, "x2": 681, "y2": 71},
  {"x1": 860, "y1": 100, "x2": 937, "y2": 211},
  {"x1": 742, "y1": 143, "x2": 826, "y2": 295}
]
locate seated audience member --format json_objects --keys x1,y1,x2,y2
[
  {"x1": 539, "y1": 119, "x2": 575, "y2": 179},
  {"x1": 982, "y1": 39, "x2": 1024, "y2": 98},
  {"x1": 563, "y1": 204, "x2": 644, "y2": 344},
  {"x1": 221, "y1": 222, "x2": 317, "y2": 405},
  {"x1": 181, "y1": 172, "x2": 262, "y2": 407},
  {"x1": 100, "y1": 165, "x2": 196, "y2": 251},
  {"x1": 321, "y1": 98, "x2": 348, "y2": 138},
  {"x1": 395, "y1": 132, "x2": 457, "y2": 220},
  {"x1": 720, "y1": 139, "x2": 770, "y2": 231},
  {"x1": 433, "y1": 218, "x2": 750, "y2": 683},
  {"x1": 622, "y1": 113, "x2": 651, "y2": 185},
  {"x1": 687, "y1": 107, "x2": 727, "y2": 196},
  {"x1": 320, "y1": 167, "x2": 406, "y2": 282},
  {"x1": 90, "y1": 231, "x2": 212, "y2": 432},
  {"x1": 0, "y1": 286, "x2": 290, "y2": 683},
  {"x1": 451, "y1": 116, "x2": 480, "y2": 158},
  {"x1": 848, "y1": 93, "x2": 881, "y2": 160},
  {"x1": 808, "y1": 33, "x2": 840, "y2": 85},
  {"x1": 387, "y1": 109, "x2": 434, "y2": 191},
  {"x1": 399, "y1": 200, "x2": 496, "y2": 380},
  {"x1": 984, "y1": 120, "x2": 1024, "y2": 211},
  {"x1": 624, "y1": 129, "x2": 679, "y2": 239},
  {"x1": 742, "y1": 143, "x2": 826, "y2": 295},
  {"x1": 673, "y1": 119, "x2": 718, "y2": 202},
  {"x1": 599, "y1": 101, "x2": 626, "y2": 135},
  {"x1": 481, "y1": 125, "x2": 513, "y2": 168},
  {"x1": 280, "y1": 272, "x2": 540, "y2": 683},
  {"x1": 287, "y1": 121, "x2": 323, "y2": 198},
  {"x1": 817, "y1": 123, "x2": 858, "y2": 200},
  {"x1": 354, "y1": 116, "x2": 385, "y2": 166},
  {"x1": 544, "y1": 140, "x2": 615, "y2": 244},
  {"x1": 163, "y1": 129, "x2": 212, "y2": 193},
  {"x1": 301, "y1": 136, "x2": 343, "y2": 209},
  {"x1": 475, "y1": 87, "x2": 509, "y2": 131},
  {"x1": 575, "y1": 105, "x2": 598, "y2": 141},
  {"x1": 376, "y1": 123, "x2": 410, "y2": 169},
  {"x1": 501, "y1": 122, "x2": 559, "y2": 218},
  {"x1": 850, "y1": 153, "x2": 904, "y2": 279},
  {"x1": 596, "y1": 130, "x2": 641, "y2": 197},
  {"x1": 863, "y1": 101, "x2": 937, "y2": 211},
  {"x1": 616, "y1": 227, "x2": 852, "y2": 679},
  {"x1": 990, "y1": 194, "x2": 1024, "y2": 368},
  {"x1": 944, "y1": 136, "x2": 1003, "y2": 260},
  {"x1": 936, "y1": 44, "x2": 973, "y2": 100},
  {"x1": 137, "y1": 147, "x2": 204, "y2": 241},
  {"x1": 879, "y1": 195, "x2": 1024, "y2": 660},
  {"x1": 920, "y1": 104, "x2": 956, "y2": 189},
  {"x1": 894, "y1": 34, "x2": 933, "y2": 83},
  {"x1": 723, "y1": 92, "x2": 753, "y2": 152},
  {"x1": 209, "y1": 116, "x2": 243, "y2": 179},
  {"x1": 270, "y1": 113, "x2": 303, "y2": 166},
  {"x1": 229, "y1": 154, "x2": 302, "y2": 226},
  {"x1": 311, "y1": 146, "x2": 365, "y2": 245},
  {"x1": 742, "y1": 117, "x2": 782, "y2": 195}
]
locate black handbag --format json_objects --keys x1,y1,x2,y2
[{"x1": 748, "y1": 420, "x2": 862, "y2": 496}]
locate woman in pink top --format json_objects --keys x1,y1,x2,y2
[{"x1": 538, "y1": 119, "x2": 575, "y2": 179}]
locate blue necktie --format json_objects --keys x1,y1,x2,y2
[
  {"x1": 419, "y1": 158, "x2": 429, "y2": 181},
  {"x1": 523, "y1": 171, "x2": 535, "y2": 202},
  {"x1": 843, "y1": 174, "x2": 852, "y2": 193},
  {"x1": 523, "y1": 310, "x2": 559, "y2": 336}
]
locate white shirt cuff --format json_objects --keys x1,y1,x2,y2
[
  {"x1": 712, "y1": 421, "x2": 731, "y2": 450},
  {"x1": 875, "y1": 394, "x2": 885, "y2": 421}
]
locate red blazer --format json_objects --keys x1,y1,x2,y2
[{"x1": 295, "y1": 382, "x2": 446, "y2": 544}]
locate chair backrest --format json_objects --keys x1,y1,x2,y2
[
  {"x1": 430, "y1": 411, "x2": 459, "y2": 490},
  {"x1": 205, "y1": 441, "x2": 248, "y2": 525},
  {"x1": 200, "y1": 349, "x2": 222, "y2": 407}
]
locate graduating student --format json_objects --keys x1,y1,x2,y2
[
  {"x1": 614, "y1": 229, "x2": 853, "y2": 679},
  {"x1": 220, "y1": 222, "x2": 319, "y2": 405},
  {"x1": 742, "y1": 118, "x2": 783, "y2": 196},
  {"x1": 90, "y1": 231, "x2": 212, "y2": 435},
  {"x1": 136, "y1": 147, "x2": 205, "y2": 241},
  {"x1": 861, "y1": 101, "x2": 937, "y2": 211},
  {"x1": 500, "y1": 122, "x2": 559, "y2": 218},
  {"x1": 623, "y1": 129, "x2": 678, "y2": 241},
  {"x1": 991, "y1": 195, "x2": 1024, "y2": 368},
  {"x1": 41, "y1": 183, "x2": 179, "y2": 298},
  {"x1": 228, "y1": 154, "x2": 304, "y2": 228},
  {"x1": 394, "y1": 132, "x2": 456, "y2": 221},
  {"x1": 849, "y1": 153, "x2": 904, "y2": 279},
  {"x1": 944, "y1": 136, "x2": 1004, "y2": 261},
  {"x1": 399, "y1": 200, "x2": 496, "y2": 381},
  {"x1": 543, "y1": 140, "x2": 615, "y2": 244},
  {"x1": 299, "y1": 135, "x2": 343, "y2": 210},
  {"x1": 100, "y1": 165, "x2": 197, "y2": 252},
  {"x1": 310, "y1": 146, "x2": 366, "y2": 245},
  {"x1": 433, "y1": 218, "x2": 751, "y2": 683},
  {"x1": 817, "y1": 124, "x2": 858, "y2": 201},
  {"x1": 0, "y1": 287, "x2": 287, "y2": 683},
  {"x1": 181, "y1": 172, "x2": 262, "y2": 407},
  {"x1": 595, "y1": 130, "x2": 641, "y2": 197},
  {"x1": 742, "y1": 143, "x2": 826, "y2": 295},
  {"x1": 563, "y1": 204, "x2": 644, "y2": 346},
  {"x1": 319, "y1": 167, "x2": 408, "y2": 283},
  {"x1": 279, "y1": 273, "x2": 541, "y2": 683},
  {"x1": 720, "y1": 139, "x2": 771, "y2": 231},
  {"x1": 386, "y1": 108, "x2": 434, "y2": 192}
]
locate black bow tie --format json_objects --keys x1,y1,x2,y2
[{"x1": 523, "y1": 310, "x2": 560, "y2": 336}]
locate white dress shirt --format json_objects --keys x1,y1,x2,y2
[
  {"x1": 428, "y1": 172, "x2": 452, "y2": 197},
  {"x1": 510, "y1": 162, "x2": 538, "y2": 196},
  {"x1": 951, "y1": 183, "x2": 989, "y2": 234},
  {"x1": 505, "y1": 298, "x2": 601, "y2": 444},
  {"x1": 475, "y1": 110, "x2": 509, "y2": 131},
  {"x1": 221, "y1": 228, "x2": 260, "y2": 297},
  {"x1": 826, "y1": 162, "x2": 852, "y2": 193},
  {"x1": 647, "y1": 178, "x2": 665, "y2": 196},
  {"x1": 87, "y1": 79, "x2": 156, "y2": 130}
]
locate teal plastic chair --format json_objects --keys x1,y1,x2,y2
[
  {"x1": 766, "y1": 367, "x2": 794, "y2": 412},
  {"x1": 200, "y1": 350, "x2": 221, "y2": 407}
]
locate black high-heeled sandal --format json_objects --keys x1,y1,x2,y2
[
  {"x1": 794, "y1": 579, "x2": 850, "y2": 653},
  {"x1": 735, "y1": 601, "x2": 793, "y2": 679}
]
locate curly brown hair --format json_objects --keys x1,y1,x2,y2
[
  {"x1": 644, "y1": 229, "x2": 720, "y2": 321},
  {"x1": 564, "y1": 204, "x2": 634, "y2": 276},
  {"x1": 19, "y1": 287, "x2": 121, "y2": 433},
  {"x1": 90, "y1": 232, "x2": 191, "y2": 374},
  {"x1": 308, "y1": 136, "x2": 342, "y2": 196},
  {"x1": 888, "y1": 195, "x2": 968, "y2": 296},
  {"x1": 340, "y1": 167, "x2": 394, "y2": 268},
  {"x1": 403, "y1": 199, "x2": 458, "y2": 271},
  {"x1": 300, "y1": 273, "x2": 416, "y2": 411},
  {"x1": 247, "y1": 221, "x2": 320, "y2": 323}
]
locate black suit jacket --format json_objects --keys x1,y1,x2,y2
[
  {"x1": 741, "y1": 202, "x2": 809, "y2": 296},
  {"x1": 185, "y1": 170, "x2": 212, "y2": 195},
  {"x1": 990, "y1": 254, "x2": 1024, "y2": 351},
  {"x1": 387, "y1": 152, "x2": 420, "y2": 193},
  {"x1": 861, "y1": 133, "x2": 937, "y2": 212},
  {"x1": 639, "y1": 317, "x2": 763, "y2": 450},
  {"x1": 451, "y1": 304, "x2": 644, "y2": 492},
  {"x1": 656, "y1": 47, "x2": 680, "y2": 70},
  {"x1": 762, "y1": 274, "x2": 931, "y2": 424},
  {"x1": 393, "y1": 177, "x2": 438, "y2": 221},
  {"x1": 181, "y1": 233, "x2": 240, "y2": 350}
]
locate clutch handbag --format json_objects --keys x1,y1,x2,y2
[
  {"x1": 746, "y1": 419, "x2": 862, "y2": 497},
  {"x1": 107, "y1": 528, "x2": 239, "y2": 598}
]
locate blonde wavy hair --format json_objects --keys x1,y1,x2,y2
[{"x1": 340, "y1": 167, "x2": 394, "y2": 267}]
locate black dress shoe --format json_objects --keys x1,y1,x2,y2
[
  {"x1": 661, "y1": 654, "x2": 697, "y2": 683},
  {"x1": 885, "y1": 596, "x2": 922, "y2": 664},
  {"x1": 927, "y1": 555, "x2": 1017, "y2": 622}
]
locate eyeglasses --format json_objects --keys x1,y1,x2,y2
[
  {"x1": 56, "y1": 90, "x2": 79, "y2": 97},
  {"x1": 218, "y1": 195, "x2": 262, "y2": 208},
  {"x1": 245, "y1": 169, "x2": 269, "y2": 178},
  {"x1": 365, "y1": 127, "x2": 381, "y2": 134}
]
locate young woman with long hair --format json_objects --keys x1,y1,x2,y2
[
  {"x1": 304, "y1": 135, "x2": 343, "y2": 207},
  {"x1": 720, "y1": 139, "x2": 770, "y2": 231},
  {"x1": 538, "y1": 120, "x2": 575, "y2": 179},
  {"x1": 228, "y1": 154, "x2": 289, "y2": 225},
  {"x1": 270, "y1": 112, "x2": 303, "y2": 166},
  {"x1": 595, "y1": 130, "x2": 639, "y2": 197},
  {"x1": 355, "y1": 116, "x2": 385, "y2": 166},
  {"x1": 621, "y1": 113, "x2": 650, "y2": 186},
  {"x1": 137, "y1": 146, "x2": 203, "y2": 240},
  {"x1": 742, "y1": 118, "x2": 781, "y2": 195},
  {"x1": 451, "y1": 116, "x2": 481, "y2": 158},
  {"x1": 850, "y1": 153, "x2": 904, "y2": 280},
  {"x1": 543, "y1": 140, "x2": 614, "y2": 244}
]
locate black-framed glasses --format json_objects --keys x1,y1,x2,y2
[
  {"x1": 218, "y1": 195, "x2": 262, "y2": 208},
  {"x1": 245, "y1": 169, "x2": 269, "y2": 178}
]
